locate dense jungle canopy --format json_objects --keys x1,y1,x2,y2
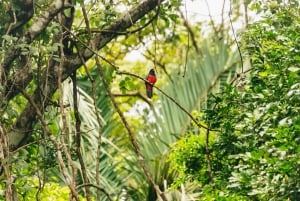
[{"x1": 0, "y1": 0, "x2": 299, "y2": 200}]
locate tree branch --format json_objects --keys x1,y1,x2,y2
[
  {"x1": 2, "y1": 0, "x2": 72, "y2": 70},
  {"x1": 117, "y1": 71, "x2": 215, "y2": 131},
  {"x1": 178, "y1": 9, "x2": 200, "y2": 54},
  {"x1": 113, "y1": 91, "x2": 153, "y2": 107},
  {"x1": 63, "y1": 0, "x2": 164, "y2": 78},
  {"x1": 95, "y1": 59, "x2": 168, "y2": 201},
  {"x1": 20, "y1": 89, "x2": 80, "y2": 201},
  {"x1": 8, "y1": 0, "x2": 34, "y2": 34},
  {"x1": 8, "y1": 0, "x2": 165, "y2": 154},
  {"x1": 76, "y1": 183, "x2": 113, "y2": 201}
]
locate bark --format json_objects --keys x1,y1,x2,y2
[
  {"x1": 6, "y1": 0, "x2": 164, "y2": 149},
  {"x1": 2, "y1": 0, "x2": 71, "y2": 71}
]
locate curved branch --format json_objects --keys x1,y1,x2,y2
[
  {"x1": 9, "y1": 0, "x2": 34, "y2": 34},
  {"x1": 20, "y1": 89, "x2": 80, "y2": 201},
  {"x1": 96, "y1": 60, "x2": 168, "y2": 201},
  {"x1": 2, "y1": 0, "x2": 72, "y2": 70},
  {"x1": 76, "y1": 183, "x2": 113, "y2": 201},
  {"x1": 76, "y1": 2, "x2": 160, "y2": 37},
  {"x1": 8, "y1": 0, "x2": 165, "y2": 152},
  {"x1": 81, "y1": 0, "x2": 164, "y2": 63},
  {"x1": 178, "y1": 9, "x2": 200, "y2": 54},
  {"x1": 4, "y1": 0, "x2": 164, "y2": 104},
  {"x1": 117, "y1": 71, "x2": 216, "y2": 131},
  {"x1": 113, "y1": 91, "x2": 153, "y2": 107}
]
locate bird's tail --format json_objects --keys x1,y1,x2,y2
[{"x1": 146, "y1": 88, "x2": 153, "y2": 98}]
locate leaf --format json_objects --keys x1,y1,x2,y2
[{"x1": 288, "y1": 66, "x2": 300, "y2": 72}]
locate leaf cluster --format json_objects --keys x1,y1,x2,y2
[{"x1": 169, "y1": 2, "x2": 300, "y2": 200}]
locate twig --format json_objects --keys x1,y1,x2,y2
[
  {"x1": 230, "y1": 68, "x2": 252, "y2": 85},
  {"x1": 243, "y1": 0, "x2": 249, "y2": 26},
  {"x1": 57, "y1": 18, "x2": 79, "y2": 200},
  {"x1": 151, "y1": 22, "x2": 158, "y2": 71},
  {"x1": 112, "y1": 91, "x2": 153, "y2": 107},
  {"x1": 0, "y1": 124, "x2": 13, "y2": 201},
  {"x1": 178, "y1": 7, "x2": 190, "y2": 77},
  {"x1": 76, "y1": 183, "x2": 113, "y2": 201},
  {"x1": 75, "y1": 2, "x2": 161, "y2": 37},
  {"x1": 78, "y1": 2, "x2": 105, "y2": 199},
  {"x1": 178, "y1": 9, "x2": 200, "y2": 54},
  {"x1": 73, "y1": 3, "x2": 93, "y2": 200},
  {"x1": 117, "y1": 71, "x2": 218, "y2": 132},
  {"x1": 0, "y1": 9, "x2": 17, "y2": 85},
  {"x1": 229, "y1": 0, "x2": 244, "y2": 73},
  {"x1": 95, "y1": 60, "x2": 168, "y2": 201},
  {"x1": 77, "y1": 49, "x2": 104, "y2": 200},
  {"x1": 204, "y1": 0, "x2": 220, "y2": 40},
  {"x1": 20, "y1": 89, "x2": 80, "y2": 201},
  {"x1": 205, "y1": 124, "x2": 214, "y2": 184},
  {"x1": 220, "y1": 0, "x2": 226, "y2": 36},
  {"x1": 72, "y1": 72, "x2": 92, "y2": 201}
]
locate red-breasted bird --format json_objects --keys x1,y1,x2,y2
[{"x1": 145, "y1": 69, "x2": 157, "y2": 98}]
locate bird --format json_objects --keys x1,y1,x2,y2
[{"x1": 145, "y1": 69, "x2": 157, "y2": 98}]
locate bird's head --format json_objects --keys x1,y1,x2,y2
[{"x1": 149, "y1": 69, "x2": 155, "y2": 76}]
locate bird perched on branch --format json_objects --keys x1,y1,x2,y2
[{"x1": 145, "y1": 69, "x2": 157, "y2": 98}]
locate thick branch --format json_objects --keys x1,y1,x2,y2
[
  {"x1": 8, "y1": 0, "x2": 164, "y2": 150},
  {"x1": 8, "y1": 0, "x2": 34, "y2": 34},
  {"x1": 2, "y1": 0, "x2": 71, "y2": 70},
  {"x1": 63, "y1": 0, "x2": 164, "y2": 78}
]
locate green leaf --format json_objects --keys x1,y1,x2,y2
[{"x1": 288, "y1": 66, "x2": 300, "y2": 72}]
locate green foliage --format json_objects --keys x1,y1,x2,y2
[
  {"x1": 1, "y1": 177, "x2": 88, "y2": 201},
  {"x1": 133, "y1": 36, "x2": 240, "y2": 200},
  {"x1": 4, "y1": 0, "x2": 299, "y2": 200},
  {"x1": 169, "y1": 2, "x2": 300, "y2": 200},
  {"x1": 169, "y1": 134, "x2": 208, "y2": 185},
  {"x1": 119, "y1": 76, "x2": 136, "y2": 94}
]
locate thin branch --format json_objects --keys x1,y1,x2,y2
[
  {"x1": 179, "y1": 8, "x2": 190, "y2": 77},
  {"x1": 57, "y1": 11, "x2": 77, "y2": 191},
  {"x1": 8, "y1": 0, "x2": 34, "y2": 33},
  {"x1": 72, "y1": 73, "x2": 92, "y2": 201},
  {"x1": 74, "y1": 3, "x2": 92, "y2": 200},
  {"x1": 79, "y1": 2, "x2": 103, "y2": 199},
  {"x1": 76, "y1": 183, "x2": 113, "y2": 201},
  {"x1": 220, "y1": 0, "x2": 226, "y2": 36},
  {"x1": 76, "y1": 5, "x2": 160, "y2": 37},
  {"x1": 229, "y1": 0, "x2": 244, "y2": 73},
  {"x1": 117, "y1": 71, "x2": 217, "y2": 132},
  {"x1": 95, "y1": 60, "x2": 168, "y2": 201},
  {"x1": 77, "y1": 48, "x2": 104, "y2": 201},
  {"x1": 1, "y1": 7, "x2": 16, "y2": 85},
  {"x1": 178, "y1": 9, "x2": 200, "y2": 54},
  {"x1": 205, "y1": 124, "x2": 214, "y2": 184},
  {"x1": 0, "y1": 124, "x2": 13, "y2": 201},
  {"x1": 204, "y1": 0, "x2": 220, "y2": 40},
  {"x1": 8, "y1": 0, "x2": 164, "y2": 151},
  {"x1": 150, "y1": 17, "x2": 159, "y2": 71},
  {"x1": 20, "y1": 89, "x2": 80, "y2": 201},
  {"x1": 243, "y1": 0, "x2": 249, "y2": 26},
  {"x1": 113, "y1": 91, "x2": 153, "y2": 107}
]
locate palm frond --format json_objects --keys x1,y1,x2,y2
[{"x1": 137, "y1": 38, "x2": 241, "y2": 200}]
